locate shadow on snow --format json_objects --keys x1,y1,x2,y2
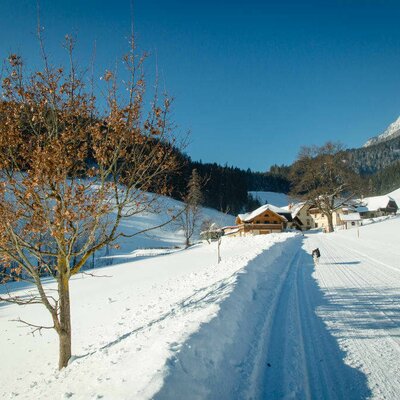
[{"x1": 154, "y1": 240, "x2": 371, "y2": 400}]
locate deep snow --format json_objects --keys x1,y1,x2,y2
[
  {"x1": 0, "y1": 233, "x2": 299, "y2": 399},
  {"x1": 1, "y1": 212, "x2": 400, "y2": 399}
]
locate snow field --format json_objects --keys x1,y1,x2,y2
[
  {"x1": 307, "y1": 216, "x2": 400, "y2": 399},
  {"x1": 2, "y1": 210, "x2": 400, "y2": 399},
  {"x1": 97, "y1": 195, "x2": 234, "y2": 264},
  {"x1": 0, "y1": 232, "x2": 298, "y2": 400}
]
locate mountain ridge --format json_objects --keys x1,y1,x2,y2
[{"x1": 363, "y1": 116, "x2": 400, "y2": 147}]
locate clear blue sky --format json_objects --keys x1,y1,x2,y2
[{"x1": 1, "y1": 0, "x2": 400, "y2": 171}]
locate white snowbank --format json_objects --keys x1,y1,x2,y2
[{"x1": 0, "y1": 232, "x2": 299, "y2": 399}]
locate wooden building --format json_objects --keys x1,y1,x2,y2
[{"x1": 224, "y1": 204, "x2": 289, "y2": 237}]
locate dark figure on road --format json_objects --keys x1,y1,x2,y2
[{"x1": 312, "y1": 248, "x2": 321, "y2": 264}]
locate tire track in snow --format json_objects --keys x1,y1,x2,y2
[
  {"x1": 309, "y1": 234, "x2": 400, "y2": 399},
  {"x1": 260, "y1": 244, "x2": 368, "y2": 400},
  {"x1": 319, "y1": 239, "x2": 400, "y2": 346},
  {"x1": 259, "y1": 250, "x2": 312, "y2": 400},
  {"x1": 324, "y1": 234, "x2": 400, "y2": 277},
  {"x1": 314, "y1": 241, "x2": 399, "y2": 399}
]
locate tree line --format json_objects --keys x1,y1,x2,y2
[
  {"x1": 169, "y1": 152, "x2": 291, "y2": 215},
  {"x1": 346, "y1": 135, "x2": 400, "y2": 175}
]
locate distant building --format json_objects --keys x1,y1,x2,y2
[
  {"x1": 308, "y1": 203, "x2": 358, "y2": 231},
  {"x1": 340, "y1": 213, "x2": 362, "y2": 229},
  {"x1": 225, "y1": 204, "x2": 289, "y2": 237},
  {"x1": 356, "y1": 195, "x2": 398, "y2": 218},
  {"x1": 285, "y1": 202, "x2": 315, "y2": 231}
]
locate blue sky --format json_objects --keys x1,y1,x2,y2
[{"x1": 1, "y1": 0, "x2": 400, "y2": 171}]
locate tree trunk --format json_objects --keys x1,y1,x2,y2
[
  {"x1": 58, "y1": 274, "x2": 72, "y2": 369},
  {"x1": 326, "y1": 212, "x2": 334, "y2": 233}
]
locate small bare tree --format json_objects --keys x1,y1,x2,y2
[
  {"x1": 0, "y1": 36, "x2": 181, "y2": 369},
  {"x1": 290, "y1": 142, "x2": 361, "y2": 233},
  {"x1": 177, "y1": 169, "x2": 203, "y2": 247}
]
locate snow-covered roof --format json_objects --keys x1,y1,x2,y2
[
  {"x1": 289, "y1": 202, "x2": 307, "y2": 218},
  {"x1": 238, "y1": 204, "x2": 288, "y2": 223},
  {"x1": 359, "y1": 195, "x2": 397, "y2": 212},
  {"x1": 341, "y1": 213, "x2": 361, "y2": 222}
]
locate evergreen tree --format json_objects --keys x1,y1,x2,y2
[{"x1": 178, "y1": 169, "x2": 203, "y2": 247}]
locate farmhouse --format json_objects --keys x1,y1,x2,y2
[
  {"x1": 356, "y1": 195, "x2": 398, "y2": 218},
  {"x1": 286, "y1": 202, "x2": 315, "y2": 231},
  {"x1": 224, "y1": 204, "x2": 289, "y2": 236}
]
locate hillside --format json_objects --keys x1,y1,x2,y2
[
  {"x1": 90, "y1": 194, "x2": 235, "y2": 268},
  {"x1": 170, "y1": 153, "x2": 291, "y2": 215},
  {"x1": 347, "y1": 134, "x2": 400, "y2": 174}
]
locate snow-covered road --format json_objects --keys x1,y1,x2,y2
[
  {"x1": 259, "y1": 247, "x2": 369, "y2": 400},
  {"x1": 306, "y1": 222, "x2": 400, "y2": 400}
]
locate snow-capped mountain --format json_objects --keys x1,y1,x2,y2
[{"x1": 363, "y1": 116, "x2": 400, "y2": 147}]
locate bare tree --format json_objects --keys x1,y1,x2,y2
[
  {"x1": 290, "y1": 142, "x2": 361, "y2": 233},
  {"x1": 177, "y1": 169, "x2": 203, "y2": 247},
  {"x1": 0, "y1": 36, "x2": 181, "y2": 369}
]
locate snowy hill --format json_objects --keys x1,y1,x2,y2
[
  {"x1": 248, "y1": 191, "x2": 294, "y2": 207},
  {"x1": 90, "y1": 194, "x2": 235, "y2": 266},
  {"x1": 363, "y1": 116, "x2": 400, "y2": 147}
]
